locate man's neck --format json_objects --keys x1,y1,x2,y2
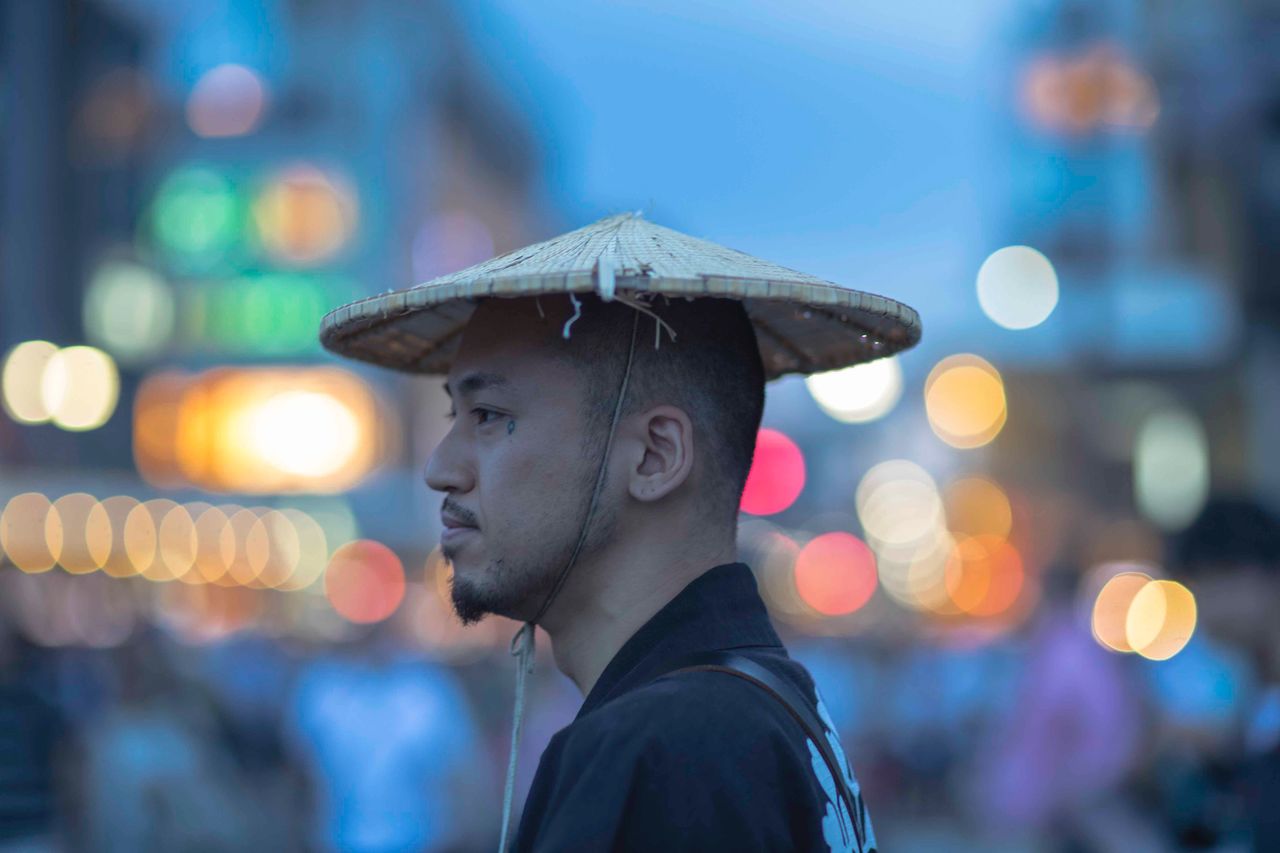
[{"x1": 540, "y1": 535, "x2": 736, "y2": 696}]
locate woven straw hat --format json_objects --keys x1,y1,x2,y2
[{"x1": 320, "y1": 212, "x2": 921, "y2": 379}]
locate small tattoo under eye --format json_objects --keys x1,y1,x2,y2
[{"x1": 507, "y1": 419, "x2": 516, "y2": 435}]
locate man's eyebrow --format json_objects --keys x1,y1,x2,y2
[{"x1": 443, "y1": 371, "x2": 510, "y2": 398}]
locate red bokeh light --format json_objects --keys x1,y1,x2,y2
[
  {"x1": 740, "y1": 428, "x2": 806, "y2": 515},
  {"x1": 794, "y1": 532, "x2": 877, "y2": 616},
  {"x1": 324, "y1": 539, "x2": 406, "y2": 623}
]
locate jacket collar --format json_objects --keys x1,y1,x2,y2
[{"x1": 576, "y1": 562, "x2": 784, "y2": 719}]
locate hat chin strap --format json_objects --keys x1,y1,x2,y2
[{"x1": 497, "y1": 310, "x2": 641, "y2": 852}]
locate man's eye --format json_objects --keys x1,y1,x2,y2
[{"x1": 473, "y1": 407, "x2": 500, "y2": 425}]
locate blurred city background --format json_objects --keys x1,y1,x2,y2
[{"x1": 2, "y1": 0, "x2": 1279, "y2": 850}]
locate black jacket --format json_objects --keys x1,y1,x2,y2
[{"x1": 513, "y1": 563, "x2": 877, "y2": 852}]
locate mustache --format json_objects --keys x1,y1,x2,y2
[{"x1": 441, "y1": 498, "x2": 479, "y2": 528}]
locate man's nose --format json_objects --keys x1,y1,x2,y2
[{"x1": 423, "y1": 428, "x2": 472, "y2": 494}]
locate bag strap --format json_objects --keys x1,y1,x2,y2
[{"x1": 662, "y1": 651, "x2": 868, "y2": 853}]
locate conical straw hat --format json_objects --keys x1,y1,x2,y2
[{"x1": 320, "y1": 212, "x2": 921, "y2": 380}]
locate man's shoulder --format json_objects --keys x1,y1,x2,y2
[{"x1": 563, "y1": 650, "x2": 815, "y2": 757}]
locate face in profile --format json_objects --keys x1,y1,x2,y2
[{"x1": 423, "y1": 298, "x2": 611, "y2": 624}]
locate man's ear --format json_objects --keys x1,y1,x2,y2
[{"x1": 627, "y1": 405, "x2": 694, "y2": 503}]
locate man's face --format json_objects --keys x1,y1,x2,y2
[{"x1": 424, "y1": 298, "x2": 610, "y2": 624}]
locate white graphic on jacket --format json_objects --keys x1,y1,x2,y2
[{"x1": 806, "y1": 694, "x2": 876, "y2": 853}]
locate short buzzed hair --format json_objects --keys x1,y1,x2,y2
[{"x1": 552, "y1": 294, "x2": 765, "y2": 522}]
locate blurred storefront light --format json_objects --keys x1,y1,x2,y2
[
  {"x1": 134, "y1": 366, "x2": 391, "y2": 493},
  {"x1": 1134, "y1": 408, "x2": 1209, "y2": 531},
  {"x1": 186, "y1": 64, "x2": 268, "y2": 138},
  {"x1": 793, "y1": 532, "x2": 877, "y2": 616},
  {"x1": 253, "y1": 164, "x2": 358, "y2": 265},
  {"x1": 924, "y1": 354, "x2": 1007, "y2": 449},
  {"x1": 856, "y1": 459, "x2": 943, "y2": 547},
  {"x1": 83, "y1": 259, "x2": 176, "y2": 363},
  {"x1": 740, "y1": 428, "x2": 806, "y2": 516},
  {"x1": 976, "y1": 245, "x2": 1059, "y2": 330},
  {"x1": 804, "y1": 356, "x2": 903, "y2": 424},
  {"x1": 324, "y1": 539, "x2": 406, "y2": 624},
  {"x1": 49, "y1": 493, "x2": 109, "y2": 574}
]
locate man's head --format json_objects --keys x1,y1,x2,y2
[{"x1": 424, "y1": 294, "x2": 765, "y2": 625}]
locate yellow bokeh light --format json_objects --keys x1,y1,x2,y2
[
  {"x1": 50, "y1": 493, "x2": 107, "y2": 574},
  {"x1": 1126, "y1": 579, "x2": 1197, "y2": 661},
  {"x1": 2, "y1": 341, "x2": 59, "y2": 424},
  {"x1": 41, "y1": 346, "x2": 120, "y2": 431},
  {"x1": 98, "y1": 496, "x2": 140, "y2": 578},
  {"x1": 276, "y1": 509, "x2": 328, "y2": 591},
  {"x1": 804, "y1": 356, "x2": 903, "y2": 424},
  {"x1": 1091, "y1": 570, "x2": 1153, "y2": 652},
  {"x1": 1, "y1": 493, "x2": 58, "y2": 573},
  {"x1": 924, "y1": 354, "x2": 1007, "y2": 449},
  {"x1": 976, "y1": 245, "x2": 1059, "y2": 330}
]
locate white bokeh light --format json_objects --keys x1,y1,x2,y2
[
  {"x1": 804, "y1": 355, "x2": 903, "y2": 424},
  {"x1": 976, "y1": 245, "x2": 1059, "y2": 330},
  {"x1": 248, "y1": 391, "x2": 360, "y2": 478}
]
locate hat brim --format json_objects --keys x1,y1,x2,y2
[{"x1": 320, "y1": 272, "x2": 920, "y2": 381}]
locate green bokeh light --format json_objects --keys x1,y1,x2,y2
[{"x1": 149, "y1": 165, "x2": 243, "y2": 271}]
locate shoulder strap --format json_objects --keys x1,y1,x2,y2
[{"x1": 662, "y1": 651, "x2": 868, "y2": 853}]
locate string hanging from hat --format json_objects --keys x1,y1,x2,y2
[{"x1": 497, "y1": 307, "x2": 642, "y2": 852}]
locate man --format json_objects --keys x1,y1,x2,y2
[{"x1": 322, "y1": 213, "x2": 920, "y2": 851}]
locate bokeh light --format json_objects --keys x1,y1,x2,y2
[
  {"x1": 1126, "y1": 579, "x2": 1197, "y2": 661},
  {"x1": 976, "y1": 245, "x2": 1059, "y2": 330},
  {"x1": 944, "y1": 535, "x2": 1025, "y2": 617},
  {"x1": 2, "y1": 340, "x2": 59, "y2": 424},
  {"x1": 247, "y1": 391, "x2": 361, "y2": 478},
  {"x1": 804, "y1": 356, "x2": 903, "y2": 424},
  {"x1": 943, "y1": 477, "x2": 1013, "y2": 540},
  {"x1": 97, "y1": 496, "x2": 141, "y2": 579},
  {"x1": 186, "y1": 64, "x2": 268, "y2": 138},
  {"x1": 1, "y1": 493, "x2": 59, "y2": 574},
  {"x1": 83, "y1": 260, "x2": 175, "y2": 363},
  {"x1": 135, "y1": 367, "x2": 387, "y2": 493},
  {"x1": 740, "y1": 428, "x2": 806, "y2": 515},
  {"x1": 793, "y1": 532, "x2": 878, "y2": 616},
  {"x1": 1091, "y1": 569, "x2": 1154, "y2": 653},
  {"x1": 924, "y1": 354, "x2": 1007, "y2": 449},
  {"x1": 1020, "y1": 42, "x2": 1160, "y2": 135},
  {"x1": 50, "y1": 493, "x2": 108, "y2": 574},
  {"x1": 856, "y1": 460, "x2": 943, "y2": 547},
  {"x1": 1134, "y1": 408, "x2": 1209, "y2": 531},
  {"x1": 324, "y1": 540, "x2": 406, "y2": 624},
  {"x1": 150, "y1": 165, "x2": 242, "y2": 269},
  {"x1": 253, "y1": 165, "x2": 358, "y2": 265},
  {"x1": 41, "y1": 346, "x2": 119, "y2": 431}
]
